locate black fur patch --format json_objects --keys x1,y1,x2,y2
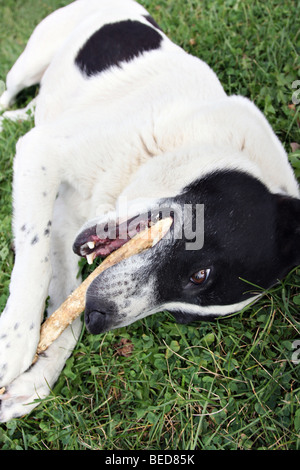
[
  {"x1": 153, "y1": 170, "x2": 298, "y2": 312},
  {"x1": 143, "y1": 14, "x2": 163, "y2": 31},
  {"x1": 75, "y1": 20, "x2": 162, "y2": 77}
]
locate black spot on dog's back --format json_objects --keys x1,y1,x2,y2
[{"x1": 75, "y1": 20, "x2": 162, "y2": 77}]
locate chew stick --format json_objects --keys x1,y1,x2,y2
[{"x1": 35, "y1": 217, "x2": 172, "y2": 358}]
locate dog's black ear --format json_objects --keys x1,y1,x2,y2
[{"x1": 275, "y1": 194, "x2": 300, "y2": 268}]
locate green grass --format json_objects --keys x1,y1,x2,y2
[{"x1": 0, "y1": 0, "x2": 300, "y2": 450}]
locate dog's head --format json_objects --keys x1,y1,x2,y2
[{"x1": 73, "y1": 170, "x2": 300, "y2": 334}]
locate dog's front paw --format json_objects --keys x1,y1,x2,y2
[
  {"x1": 0, "y1": 309, "x2": 40, "y2": 386},
  {"x1": 0, "y1": 369, "x2": 49, "y2": 422},
  {"x1": 0, "y1": 328, "x2": 77, "y2": 422}
]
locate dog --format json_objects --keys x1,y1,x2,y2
[{"x1": 0, "y1": 0, "x2": 299, "y2": 422}]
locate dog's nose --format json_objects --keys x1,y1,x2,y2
[
  {"x1": 85, "y1": 295, "x2": 117, "y2": 334},
  {"x1": 85, "y1": 308, "x2": 107, "y2": 334}
]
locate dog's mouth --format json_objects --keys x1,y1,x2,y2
[{"x1": 73, "y1": 211, "x2": 170, "y2": 264}]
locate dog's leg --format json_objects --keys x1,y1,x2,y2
[
  {"x1": 47, "y1": 183, "x2": 85, "y2": 314},
  {"x1": 0, "y1": 0, "x2": 104, "y2": 110},
  {"x1": 0, "y1": 318, "x2": 82, "y2": 422},
  {"x1": 0, "y1": 184, "x2": 85, "y2": 422},
  {"x1": 0, "y1": 128, "x2": 63, "y2": 387}
]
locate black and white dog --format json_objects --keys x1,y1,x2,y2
[{"x1": 0, "y1": 0, "x2": 299, "y2": 421}]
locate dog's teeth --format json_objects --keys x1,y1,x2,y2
[
  {"x1": 86, "y1": 253, "x2": 95, "y2": 265},
  {"x1": 87, "y1": 241, "x2": 95, "y2": 249}
]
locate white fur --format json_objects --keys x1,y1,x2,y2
[
  {"x1": 0, "y1": 0, "x2": 298, "y2": 421},
  {"x1": 161, "y1": 296, "x2": 261, "y2": 318}
]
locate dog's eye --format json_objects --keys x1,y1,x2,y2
[{"x1": 190, "y1": 269, "x2": 210, "y2": 285}]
